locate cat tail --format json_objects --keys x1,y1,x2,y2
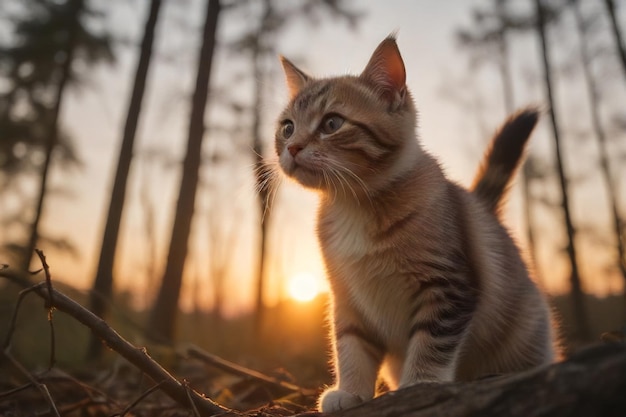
[{"x1": 471, "y1": 107, "x2": 540, "y2": 214}]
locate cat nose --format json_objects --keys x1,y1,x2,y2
[{"x1": 288, "y1": 144, "x2": 303, "y2": 157}]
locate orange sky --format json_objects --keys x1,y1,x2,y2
[{"x1": 3, "y1": 0, "x2": 625, "y2": 316}]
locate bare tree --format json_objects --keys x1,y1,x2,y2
[
  {"x1": 87, "y1": 0, "x2": 163, "y2": 359},
  {"x1": 603, "y1": 0, "x2": 626, "y2": 81},
  {"x1": 457, "y1": 0, "x2": 542, "y2": 284},
  {"x1": 534, "y1": 0, "x2": 590, "y2": 340},
  {"x1": 148, "y1": 0, "x2": 221, "y2": 343},
  {"x1": 228, "y1": 0, "x2": 361, "y2": 334},
  {"x1": 23, "y1": 0, "x2": 85, "y2": 269},
  {"x1": 249, "y1": 0, "x2": 273, "y2": 334},
  {"x1": 571, "y1": 0, "x2": 626, "y2": 292}
]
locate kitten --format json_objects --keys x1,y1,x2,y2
[{"x1": 274, "y1": 36, "x2": 558, "y2": 413}]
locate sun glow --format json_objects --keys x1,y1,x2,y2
[{"x1": 287, "y1": 271, "x2": 321, "y2": 302}]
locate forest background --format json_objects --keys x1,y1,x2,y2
[{"x1": 1, "y1": 0, "x2": 625, "y2": 387}]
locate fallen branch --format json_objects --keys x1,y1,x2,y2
[
  {"x1": 0, "y1": 267, "x2": 233, "y2": 417},
  {"x1": 34, "y1": 248, "x2": 57, "y2": 370},
  {"x1": 310, "y1": 342, "x2": 626, "y2": 417},
  {"x1": 1, "y1": 349, "x2": 61, "y2": 417},
  {"x1": 3, "y1": 266, "x2": 625, "y2": 417},
  {"x1": 186, "y1": 344, "x2": 317, "y2": 397}
]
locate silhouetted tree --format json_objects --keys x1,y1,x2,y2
[
  {"x1": 457, "y1": 0, "x2": 542, "y2": 284},
  {"x1": 534, "y1": 0, "x2": 590, "y2": 340},
  {"x1": 87, "y1": 0, "x2": 163, "y2": 359},
  {"x1": 148, "y1": 0, "x2": 221, "y2": 343},
  {"x1": 570, "y1": 0, "x2": 626, "y2": 293},
  {"x1": 228, "y1": 0, "x2": 361, "y2": 333},
  {"x1": 603, "y1": 0, "x2": 626, "y2": 81},
  {"x1": 0, "y1": 0, "x2": 113, "y2": 264},
  {"x1": 9, "y1": 0, "x2": 114, "y2": 270}
]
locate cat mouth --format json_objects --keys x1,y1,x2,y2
[
  {"x1": 291, "y1": 162, "x2": 322, "y2": 185},
  {"x1": 283, "y1": 155, "x2": 325, "y2": 188}
]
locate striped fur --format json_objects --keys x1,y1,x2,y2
[
  {"x1": 472, "y1": 108, "x2": 540, "y2": 214},
  {"x1": 275, "y1": 36, "x2": 559, "y2": 413}
]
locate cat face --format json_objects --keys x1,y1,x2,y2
[{"x1": 275, "y1": 37, "x2": 419, "y2": 197}]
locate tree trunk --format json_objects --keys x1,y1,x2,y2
[
  {"x1": 148, "y1": 0, "x2": 221, "y2": 343},
  {"x1": 22, "y1": 0, "x2": 83, "y2": 271},
  {"x1": 495, "y1": 0, "x2": 542, "y2": 286},
  {"x1": 87, "y1": 0, "x2": 163, "y2": 359},
  {"x1": 534, "y1": 0, "x2": 590, "y2": 340},
  {"x1": 603, "y1": 0, "x2": 626, "y2": 81},
  {"x1": 572, "y1": 0, "x2": 626, "y2": 293},
  {"x1": 252, "y1": 0, "x2": 273, "y2": 336}
]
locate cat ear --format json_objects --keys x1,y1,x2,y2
[
  {"x1": 360, "y1": 36, "x2": 407, "y2": 109},
  {"x1": 280, "y1": 56, "x2": 310, "y2": 99}
]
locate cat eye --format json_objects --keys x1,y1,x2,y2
[
  {"x1": 282, "y1": 120, "x2": 295, "y2": 138},
  {"x1": 320, "y1": 114, "x2": 344, "y2": 134}
]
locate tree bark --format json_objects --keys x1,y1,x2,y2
[
  {"x1": 252, "y1": 0, "x2": 273, "y2": 336},
  {"x1": 87, "y1": 0, "x2": 163, "y2": 359},
  {"x1": 494, "y1": 0, "x2": 542, "y2": 285},
  {"x1": 23, "y1": 0, "x2": 83, "y2": 270},
  {"x1": 148, "y1": 0, "x2": 221, "y2": 343},
  {"x1": 572, "y1": 0, "x2": 626, "y2": 293},
  {"x1": 603, "y1": 0, "x2": 626, "y2": 82},
  {"x1": 534, "y1": 0, "x2": 590, "y2": 340},
  {"x1": 317, "y1": 343, "x2": 626, "y2": 417}
]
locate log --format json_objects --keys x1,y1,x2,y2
[
  {"x1": 3, "y1": 266, "x2": 625, "y2": 417},
  {"x1": 307, "y1": 342, "x2": 626, "y2": 417}
]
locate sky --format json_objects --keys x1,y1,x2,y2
[{"x1": 5, "y1": 0, "x2": 626, "y2": 316}]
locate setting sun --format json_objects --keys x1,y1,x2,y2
[{"x1": 287, "y1": 271, "x2": 321, "y2": 302}]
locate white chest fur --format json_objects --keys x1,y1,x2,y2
[
  {"x1": 319, "y1": 202, "x2": 371, "y2": 260},
  {"x1": 319, "y1": 203, "x2": 412, "y2": 350}
]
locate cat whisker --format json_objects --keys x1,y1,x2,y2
[
  {"x1": 325, "y1": 159, "x2": 373, "y2": 207},
  {"x1": 326, "y1": 165, "x2": 351, "y2": 201},
  {"x1": 253, "y1": 159, "x2": 283, "y2": 222},
  {"x1": 321, "y1": 169, "x2": 337, "y2": 204}
]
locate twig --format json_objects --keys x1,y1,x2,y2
[
  {"x1": 1, "y1": 349, "x2": 61, "y2": 417},
  {"x1": 186, "y1": 344, "x2": 317, "y2": 397},
  {"x1": 0, "y1": 382, "x2": 34, "y2": 399},
  {"x1": 112, "y1": 381, "x2": 165, "y2": 417},
  {"x1": 39, "y1": 384, "x2": 61, "y2": 417},
  {"x1": 0, "y1": 267, "x2": 235, "y2": 417},
  {"x1": 43, "y1": 368, "x2": 116, "y2": 406},
  {"x1": 34, "y1": 249, "x2": 56, "y2": 369},
  {"x1": 3, "y1": 284, "x2": 42, "y2": 350},
  {"x1": 55, "y1": 396, "x2": 110, "y2": 416},
  {"x1": 185, "y1": 380, "x2": 202, "y2": 417}
]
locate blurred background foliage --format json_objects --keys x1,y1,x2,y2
[{"x1": 0, "y1": 0, "x2": 625, "y2": 387}]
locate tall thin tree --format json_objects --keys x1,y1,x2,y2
[
  {"x1": 233, "y1": 0, "x2": 361, "y2": 332},
  {"x1": 571, "y1": 0, "x2": 626, "y2": 291},
  {"x1": 494, "y1": 0, "x2": 542, "y2": 285},
  {"x1": 457, "y1": 0, "x2": 542, "y2": 284},
  {"x1": 250, "y1": 0, "x2": 273, "y2": 334},
  {"x1": 23, "y1": 0, "x2": 84, "y2": 270},
  {"x1": 87, "y1": 0, "x2": 163, "y2": 359},
  {"x1": 603, "y1": 0, "x2": 626, "y2": 81},
  {"x1": 534, "y1": 0, "x2": 590, "y2": 340},
  {"x1": 148, "y1": 0, "x2": 221, "y2": 343},
  {"x1": 0, "y1": 0, "x2": 112, "y2": 263}
]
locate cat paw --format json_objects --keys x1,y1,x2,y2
[{"x1": 319, "y1": 388, "x2": 363, "y2": 412}]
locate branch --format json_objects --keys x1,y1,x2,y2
[
  {"x1": 3, "y1": 265, "x2": 624, "y2": 417},
  {"x1": 186, "y1": 344, "x2": 317, "y2": 396},
  {"x1": 307, "y1": 343, "x2": 626, "y2": 417},
  {"x1": 0, "y1": 268, "x2": 235, "y2": 417}
]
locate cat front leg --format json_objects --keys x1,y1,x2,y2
[
  {"x1": 399, "y1": 332, "x2": 461, "y2": 386},
  {"x1": 399, "y1": 298, "x2": 474, "y2": 386},
  {"x1": 319, "y1": 321, "x2": 385, "y2": 412}
]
